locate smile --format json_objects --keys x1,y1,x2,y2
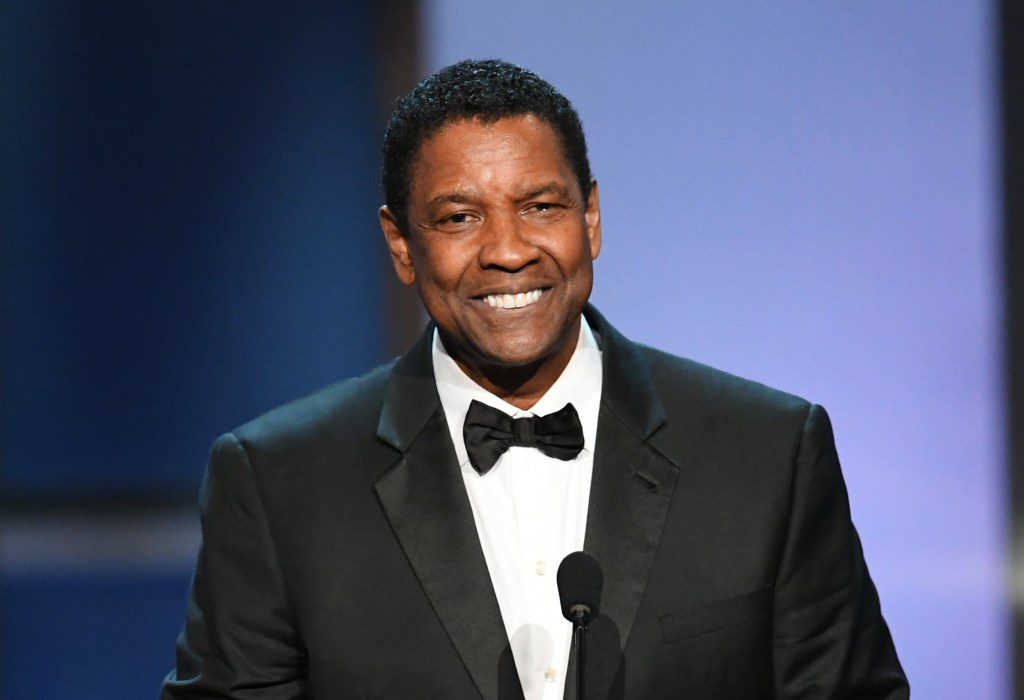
[{"x1": 482, "y1": 288, "x2": 545, "y2": 309}]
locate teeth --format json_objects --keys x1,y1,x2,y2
[{"x1": 483, "y1": 288, "x2": 544, "y2": 310}]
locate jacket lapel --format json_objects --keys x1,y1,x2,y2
[
  {"x1": 374, "y1": 325, "x2": 520, "y2": 699},
  {"x1": 583, "y1": 306, "x2": 680, "y2": 649}
]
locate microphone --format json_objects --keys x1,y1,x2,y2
[
  {"x1": 557, "y1": 551, "x2": 603, "y2": 700},
  {"x1": 557, "y1": 550, "x2": 603, "y2": 626}
]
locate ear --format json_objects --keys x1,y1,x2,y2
[
  {"x1": 379, "y1": 205, "x2": 416, "y2": 285},
  {"x1": 584, "y1": 179, "x2": 602, "y2": 260}
]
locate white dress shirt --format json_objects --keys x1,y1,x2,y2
[{"x1": 432, "y1": 317, "x2": 603, "y2": 699}]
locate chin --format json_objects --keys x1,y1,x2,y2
[{"x1": 475, "y1": 334, "x2": 557, "y2": 369}]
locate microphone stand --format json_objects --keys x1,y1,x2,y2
[{"x1": 570, "y1": 604, "x2": 590, "y2": 700}]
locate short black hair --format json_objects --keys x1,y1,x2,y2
[{"x1": 381, "y1": 59, "x2": 592, "y2": 232}]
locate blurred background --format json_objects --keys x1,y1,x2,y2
[{"x1": 2, "y1": 1, "x2": 1021, "y2": 697}]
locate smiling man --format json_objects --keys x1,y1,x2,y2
[{"x1": 164, "y1": 60, "x2": 908, "y2": 699}]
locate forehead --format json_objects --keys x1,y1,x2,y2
[{"x1": 408, "y1": 115, "x2": 577, "y2": 199}]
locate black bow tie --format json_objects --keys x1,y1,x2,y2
[{"x1": 462, "y1": 399, "x2": 585, "y2": 475}]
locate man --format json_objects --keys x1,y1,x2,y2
[{"x1": 163, "y1": 59, "x2": 908, "y2": 698}]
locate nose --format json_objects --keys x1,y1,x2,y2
[{"x1": 477, "y1": 212, "x2": 540, "y2": 272}]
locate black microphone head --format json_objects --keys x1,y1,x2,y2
[{"x1": 556, "y1": 551, "x2": 603, "y2": 624}]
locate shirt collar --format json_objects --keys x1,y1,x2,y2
[{"x1": 432, "y1": 316, "x2": 603, "y2": 469}]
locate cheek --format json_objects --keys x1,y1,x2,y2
[
  {"x1": 411, "y1": 244, "x2": 468, "y2": 293},
  {"x1": 554, "y1": 237, "x2": 595, "y2": 278},
  {"x1": 421, "y1": 258, "x2": 465, "y2": 294}
]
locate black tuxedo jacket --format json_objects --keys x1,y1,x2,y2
[{"x1": 163, "y1": 306, "x2": 907, "y2": 698}]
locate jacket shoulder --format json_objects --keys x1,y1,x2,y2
[
  {"x1": 230, "y1": 359, "x2": 397, "y2": 455},
  {"x1": 635, "y1": 344, "x2": 818, "y2": 500},
  {"x1": 638, "y1": 344, "x2": 811, "y2": 427}
]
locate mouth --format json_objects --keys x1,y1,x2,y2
[{"x1": 474, "y1": 287, "x2": 549, "y2": 310}]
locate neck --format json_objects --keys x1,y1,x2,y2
[{"x1": 443, "y1": 317, "x2": 582, "y2": 411}]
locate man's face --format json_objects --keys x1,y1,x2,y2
[{"x1": 380, "y1": 114, "x2": 601, "y2": 372}]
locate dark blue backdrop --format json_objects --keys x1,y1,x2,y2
[
  {"x1": 2, "y1": 3, "x2": 386, "y2": 697},
  {"x1": 2, "y1": 1, "x2": 384, "y2": 499}
]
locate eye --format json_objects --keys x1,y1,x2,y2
[
  {"x1": 434, "y1": 211, "x2": 479, "y2": 231},
  {"x1": 524, "y1": 201, "x2": 565, "y2": 218}
]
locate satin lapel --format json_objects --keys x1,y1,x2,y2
[
  {"x1": 585, "y1": 406, "x2": 678, "y2": 643},
  {"x1": 582, "y1": 306, "x2": 680, "y2": 650},
  {"x1": 374, "y1": 324, "x2": 519, "y2": 700}
]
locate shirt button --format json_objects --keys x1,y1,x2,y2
[
  {"x1": 544, "y1": 667, "x2": 558, "y2": 683},
  {"x1": 534, "y1": 560, "x2": 547, "y2": 575}
]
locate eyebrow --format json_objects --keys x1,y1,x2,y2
[
  {"x1": 427, "y1": 192, "x2": 477, "y2": 207},
  {"x1": 518, "y1": 182, "x2": 573, "y2": 200},
  {"x1": 426, "y1": 182, "x2": 573, "y2": 208}
]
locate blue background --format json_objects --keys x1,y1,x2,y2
[
  {"x1": 2, "y1": 1, "x2": 383, "y2": 499},
  {"x1": 2, "y1": 2, "x2": 384, "y2": 697}
]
